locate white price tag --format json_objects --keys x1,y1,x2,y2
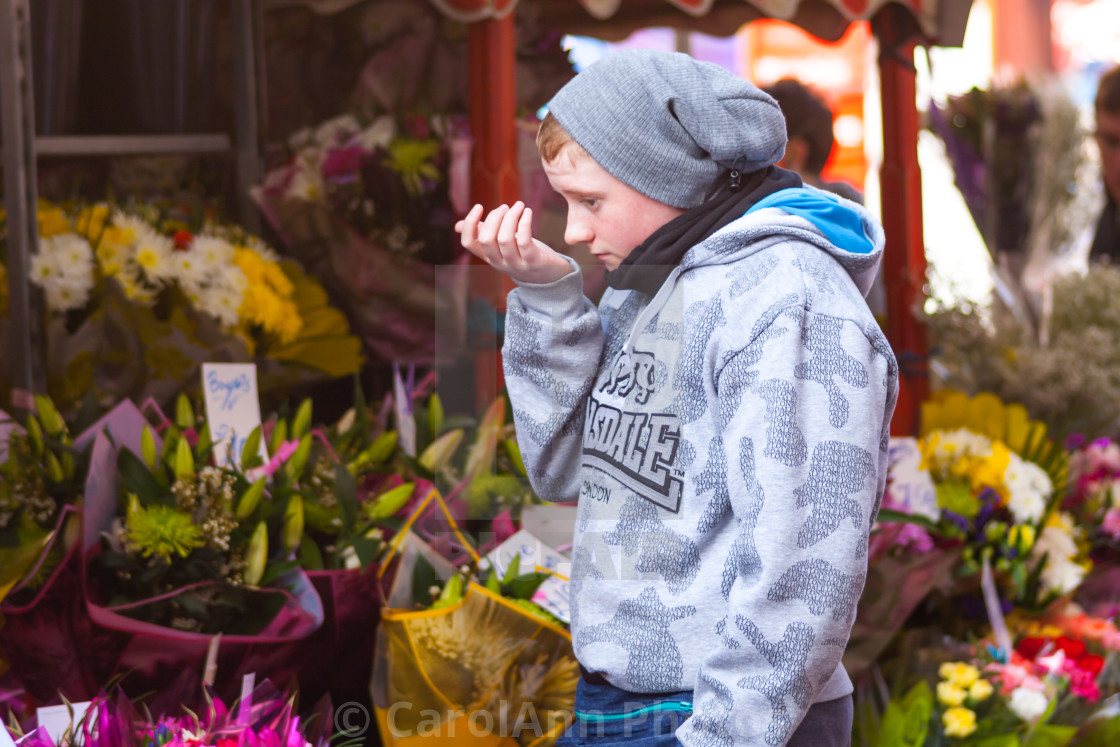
[
  {"x1": 36, "y1": 702, "x2": 91, "y2": 746},
  {"x1": 201, "y1": 363, "x2": 269, "y2": 469},
  {"x1": 486, "y1": 529, "x2": 571, "y2": 579}
]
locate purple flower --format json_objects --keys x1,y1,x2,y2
[{"x1": 321, "y1": 145, "x2": 367, "y2": 180}]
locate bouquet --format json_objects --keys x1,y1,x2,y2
[
  {"x1": 252, "y1": 113, "x2": 469, "y2": 365},
  {"x1": 877, "y1": 392, "x2": 1077, "y2": 615},
  {"x1": 0, "y1": 201, "x2": 362, "y2": 413},
  {"x1": 867, "y1": 602, "x2": 1120, "y2": 745},
  {"x1": 78, "y1": 398, "x2": 323, "y2": 699},
  {"x1": 371, "y1": 497, "x2": 577, "y2": 746},
  {"x1": 0, "y1": 396, "x2": 97, "y2": 702},
  {"x1": 4, "y1": 678, "x2": 339, "y2": 747}
]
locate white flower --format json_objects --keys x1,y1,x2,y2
[
  {"x1": 53, "y1": 232, "x2": 93, "y2": 265},
  {"x1": 170, "y1": 249, "x2": 211, "y2": 288},
  {"x1": 113, "y1": 265, "x2": 156, "y2": 306},
  {"x1": 110, "y1": 210, "x2": 153, "y2": 243},
  {"x1": 285, "y1": 157, "x2": 325, "y2": 202},
  {"x1": 133, "y1": 232, "x2": 176, "y2": 283},
  {"x1": 196, "y1": 284, "x2": 243, "y2": 327},
  {"x1": 354, "y1": 115, "x2": 397, "y2": 151},
  {"x1": 1008, "y1": 687, "x2": 1049, "y2": 724},
  {"x1": 30, "y1": 234, "x2": 95, "y2": 312},
  {"x1": 189, "y1": 235, "x2": 235, "y2": 271},
  {"x1": 243, "y1": 235, "x2": 279, "y2": 262},
  {"x1": 1005, "y1": 457, "x2": 1051, "y2": 523},
  {"x1": 1039, "y1": 556, "x2": 1086, "y2": 595}
]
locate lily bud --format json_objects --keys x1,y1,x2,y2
[{"x1": 243, "y1": 521, "x2": 268, "y2": 587}]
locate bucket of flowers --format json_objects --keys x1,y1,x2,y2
[
  {"x1": 78, "y1": 395, "x2": 324, "y2": 700},
  {"x1": 2, "y1": 200, "x2": 361, "y2": 414}
]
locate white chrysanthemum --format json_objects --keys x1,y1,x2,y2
[
  {"x1": 111, "y1": 210, "x2": 154, "y2": 243},
  {"x1": 925, "y1": 428, "x2": 993, "y2": 472},
  {"x1": 30, "y1": 234, "x2": 96, "y2": 312},
  {"x1": 133, "y1": 232, "x2": 176, "y2": 283},
  {"x1": 196, "y1": 284, "x2": 243, "y2": 327},
  {"x1": 210, "y1": 265, "x2": 249, "y2": 295},
  {"x1": 1039, "y1": 557, "x2": 1087, "y2": 595},
  {"x1": 190, "y1": 235, "x2": 235, "y2": 271},
  {"x1": 1005, "y1": 456, "x2": 1051, "y2": 523},
  {"x1": 285, "y1": 154, "x2": 325, "y2": 202},
  {"x1": 170, "y1": 249, "x2": 211, "y2": 288},
  {"x1": 1008, "y1": 688, "x2": 1049, "y2": 724},
  {"x1": 354, "y1": 115, "x2": 397, "y2": 151}
]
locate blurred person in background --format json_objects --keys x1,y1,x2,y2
[{"x1": 1090, "y1": 64, "x2": 1120, "y2": 262}]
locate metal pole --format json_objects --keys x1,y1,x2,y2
[{"x1": 1, "y1": 0, "x2": 44, "y2": 400}]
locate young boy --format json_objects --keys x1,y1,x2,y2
[{"x1": 456, "y1": 49, "x2": 897, "y2": 746}]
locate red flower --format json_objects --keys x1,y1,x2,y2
[
  {"x1": 1016, "y1": 636, "x2": 1049, "y2": 660},
  {"x1": 1078, "y1": 653, "x2": 1105, "y2": 675},
  {"x1": 1055, "y1": 635, "x2": 1087, "y2": 659},
  {"x1": 173, "y1": 229, "x2": 194, "y2": 250}
]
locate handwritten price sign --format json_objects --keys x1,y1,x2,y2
[{"x1": 201, "y1": 363, "x2": 270, "y2": 469}]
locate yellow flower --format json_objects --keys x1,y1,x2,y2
[
  {"x1": 939, "y1": 662, "x2": 981, "y2": 688},
  {"x1": 76, "y1": 204, "x2": 110, "y2": 241},
  {"x1": 1008, "y1": 524, "x2": 1036, "y2": 552},
  {"x1": 387, "y1": 137, "x2": 442, "y2": 195},
  {"x1": 942, "y1": 707, "x2": 977, "y2": 738},
  {"x1": 971, "y1": 441, "x2": 1011, "y2": 498},
  {"x1": 937, "y1": 681, "x2": 968, "y2": 707},
  {"x1": 969, "y1": 679, "x2": 993, "y2": 702},
  {"x1": 37, "y1": 206, "x2": 71, "y2": 238}
]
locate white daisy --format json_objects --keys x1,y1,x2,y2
[{"x1": 133, "y1": 232, "x2": 176, "y2": 283}]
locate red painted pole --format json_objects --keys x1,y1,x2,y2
[
  {"x1": 877, "y1": 7, "x2": 929, "y2": 435},
  {"x1": 467, "y1": 14, "x2": 520, "y2": 411}
]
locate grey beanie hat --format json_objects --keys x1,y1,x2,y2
[{"x1": 547, "y1": 49, "x2": 787, "y2": 209}]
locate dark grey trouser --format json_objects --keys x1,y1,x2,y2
[{"x1": 787, "y1": 695, "x2": 853, "y2": 747}]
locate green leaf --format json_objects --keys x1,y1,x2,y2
[
  {"x1": 260, "y1": 558, "x2": 299, "y2": 586},
  {"x1": 501, "y1": 553, "x2": 521, "y2": 584},
  {"x1": 350, "y1": 536, "x2": 381, "y2": 568},
  {"x1": 283, "y1": 434, "x2": 313, "y2": 482},
  {"x1": 876, "y1": 681, "x2": 931, "y2": 747},
  {"x1": 240, "y1": 426, "x2": 262, "y2": 471},
  {"x1": 874, "y1": 508, "x2": 941, "y2": 534},
  {"x1": 1073, "y1": 714, "x2": 1120, "y2": 747},
  {"x1": 236, "y1": 477, "x2": 268, "y2": 519},
  {"x1": 334, "y1": 463, "x2": 358, "y2": 533},
  {"x1": 118, "y1": 448, "x2": 172, "y2": 507},
  {"x1": 1024, "y1": 725, "x2": 1076, "y2": 747},
  {"x1": 973, "y1": 736, "x2": 1021, "y2": 747},
  {"x1": 297, "y1": 535, "x2": 324, "y2": 571},
  {"x1": 411, "y1": 551, "x2": 437, "y2": 605},
  {"x1": 503, "y1": 571, "x2": 549, "y2": 600}
]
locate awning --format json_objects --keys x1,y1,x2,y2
[{"x1": 429, "y1": 0, "x2": 973, "y2": 46}]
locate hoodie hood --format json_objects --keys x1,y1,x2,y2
[
  {"x1": 690, "y1": 186, "x2": 883, "y2": 295},
  {"x1": 621, "y1": 186, "x2": 884, "y2": 355}
]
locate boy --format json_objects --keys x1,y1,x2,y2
[{"x1": 456, "y1": 49, "x2": 897, "y2": 746}]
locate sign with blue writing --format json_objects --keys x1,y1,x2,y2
[{"x1": 201, "y1": 363, "x2": 270, "y2": 469}]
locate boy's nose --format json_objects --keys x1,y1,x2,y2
[{"x1": 564, "y1": 215, "x2": 592, "y2": 247}]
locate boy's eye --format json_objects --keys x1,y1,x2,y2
[{"x1": 582, "y1": 198, "x2": 598, "y2": 208}]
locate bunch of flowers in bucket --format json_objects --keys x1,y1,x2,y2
[{"x1": 1, "y1": 201, "x2": 361, "y2": 413}]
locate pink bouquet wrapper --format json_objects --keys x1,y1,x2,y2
[{"x1": 75, "y1": 401, "x2": 325, "y2": 701}]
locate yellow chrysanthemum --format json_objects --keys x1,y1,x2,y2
[
  {"x1": 969, "y1": 679, "x2": 993, "y2": 702},
  {"x1": 387, "y1": 137, "x2": 442, "y2": 195},
  {"x1": 37, "y1": 206, "x2": 71, "y2": 238},
  {"x1": 970, "y1": 442, "x2": 1012, "y2": 499},
  {"x1": 126, "y1": 504, "x2": 204, "y2": 561},
  {"x1": 76, "y1": 204, "x2": 111, "y2": 241},
  {"x1": 937, "y1": 681, "x2": 968, "y2": 707},
  {"x1": 274, "y1": 300, "x2": 303, "y2": 344},
  {"x1": 261, "y1": 260, "x2": 294, "y2": 296},
  {"x1": 939, "y1": 662, "x2": 981, "y2": 688},
  {"x1": 1008, "y1": 524, "x2": 1036, "y2": 552},
  {"x1": 942, "y1": 707, "x2": 977, "y2": 738}
]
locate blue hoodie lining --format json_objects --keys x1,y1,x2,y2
[{"x1": 745, "y1": 188, "x2": 874, "y2": 255}]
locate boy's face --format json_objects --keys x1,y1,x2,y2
[
  {"x1": 543, "y1": 147, "x2": 685, "y2": 271},
  {"x1": 1097, "y1": 109, "x2": 1120, "y2": 204}
]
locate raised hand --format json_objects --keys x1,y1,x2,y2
[{"x1": 455, "y1": 201, "x2": 572, "y2": 285}]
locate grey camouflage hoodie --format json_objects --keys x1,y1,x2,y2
[{"x1": 502, "y1": 187, "x2": 898, "y2": 746}]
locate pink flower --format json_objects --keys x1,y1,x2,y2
[
  {"x1": 247, "y1": 439, "x2": 300, "y2": 481},
  {"x1": 1102, "y1": 508, "x2": 1120, "y2": 539}
]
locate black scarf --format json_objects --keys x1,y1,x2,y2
[
  {"x1": 1090, "y1": 193, "x2": 1120, "y2": 263},
  {"x1": 604, "y1": 166, "x2": 803, "y2": 296}
]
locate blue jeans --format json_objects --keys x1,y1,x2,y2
[
  {"x1": 556, "y1": 677, "x2": 689, "y2": 747},
  {"x1": 556, "y1": 675, "x2": 854, "y2": 746}
]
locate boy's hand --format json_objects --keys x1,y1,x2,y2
[{"x1": 455, "y1": 202, "x2": 572, "y2": 285}]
